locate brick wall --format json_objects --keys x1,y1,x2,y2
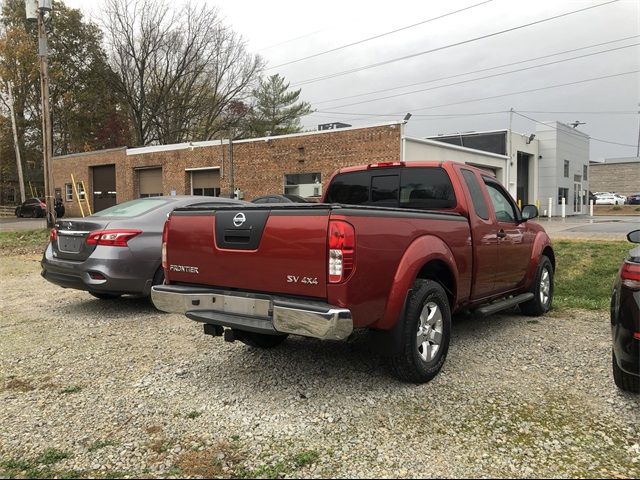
[
  {"x1": 52, "y1": 124, "x2": 402, "y2": 216},
  {"x1": 589, "y1": 162, "x2": 640, "y2": 197},
  {"x1": 52, "y1": 147, "x2": 127, "y2": 217}
]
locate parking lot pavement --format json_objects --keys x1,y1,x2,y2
[
  {"x1": 1, "y1": 253, "x2": 639, "y2": 478},
  {"x1": 0, "y1": 217, "x2": 48, "y2": 232},
  {"x1": 535, "y1": 215, "x2": 640, "y2": 241}
]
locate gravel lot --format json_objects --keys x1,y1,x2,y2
[{"x1": 1, "y1": 252, "x2": 639, "y2": 478}]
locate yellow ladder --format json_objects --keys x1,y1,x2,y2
[{"x1": 70, "y1": 174, "x2": 92, "y2": 217}]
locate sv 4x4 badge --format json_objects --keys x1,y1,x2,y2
[{"x1": 287, "y1": 275, "x2": 319, "y2": 285}]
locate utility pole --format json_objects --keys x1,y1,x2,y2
[
  {"x1": 26, "y1": 0, "x2": 55, "y2": 227},
  {"x1": 228, "y1": 127, "x2": 234, "y2": 198},
  {"x1": 7, "y1": 83, "x2": 26, "y2": 203},
  {"x1": 636, "y1": 105, "x2": 640, "y2": 157},
  {"x1": 507, "y1": 107, "x2": 514, "y2": 197}
]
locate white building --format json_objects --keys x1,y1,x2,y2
[{"x1": 400, "y1": 121, "x2": 590, "y2": 215}]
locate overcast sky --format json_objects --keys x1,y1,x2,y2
[{"x1": 65, "y1": 0, "x2": 639, "y2": 160}]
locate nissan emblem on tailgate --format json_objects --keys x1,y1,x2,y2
[{"x1": 233, "y1": 212, "x2": 246, "y2": 227}]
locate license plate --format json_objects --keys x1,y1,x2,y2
[{"x1": 58, "y1": 236, "x2": 84, "y2": 253}]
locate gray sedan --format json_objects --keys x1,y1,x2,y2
[{"x1": 41, "y1": 196, "x2": 245, "y2": 299}]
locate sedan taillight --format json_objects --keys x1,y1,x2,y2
[
  {"x1": 328, "y1": 220, "x2": 355, "y2": 283},
  {"x1": 49, "y1": 228, "x2": 57, "y2": 243},
  {"x1": 86, "y1": 229, "x2": 142, "y2": 247},
  {"x1": 621, "y1": 261, "x2": 640, "y2": 290}
]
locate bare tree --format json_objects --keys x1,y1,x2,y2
[{"x1": 103, "y1": 0, "x2": 263, "y2": 146}]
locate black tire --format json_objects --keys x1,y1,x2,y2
[
  {"x1": 520, "y1": 255, "x2": 554, "y2": 317},
  {"x1": 237, "y1": 331, "x2": 288, "y2": 349},
  {"x1": 152, "y1": 267, "x2": 165, "y2": 287},
  {"x1": 391, "y1": 279, "x2": 452, "y2": 383},
  {"x1": 612, "y1": 351, "x2": 639, "y2": 393},
  {"x1": 89, "y1": 292, "x2": 122, "y2": 300}
]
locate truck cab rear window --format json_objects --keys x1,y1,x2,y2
[{"x1": 326, "y1": 167, "x2": 456, "y2": 210}]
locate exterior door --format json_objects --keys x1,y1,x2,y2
[
  {"x1": 574, "y1": 181, "x2": 582, "y2": 214},
  {"x1": 92, "y1": 165, "x2": 117, "y2": 212}
]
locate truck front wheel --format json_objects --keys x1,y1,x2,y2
[
  {"x1": 520, "y1": 255, "x2": 553, "y2": 316},
  {"x1": 391, "y1": 279, "x2": 451, "y2": 383}
]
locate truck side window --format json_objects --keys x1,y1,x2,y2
[
  {"x1": 484, "y1": 180, "x2": 518, "y2": 223},
  {"x1": 325, "y1": 171, "x2": 369, "y2": 204},
  {"x1": 400, "y1": 167, "x2": 456, "y2": 209},
  {"x1": 371, "y1": 175, "x2": 399, "y2": 206},
  {"x1": 461, "y1": 169, "x2": 489, "y2": 220}
]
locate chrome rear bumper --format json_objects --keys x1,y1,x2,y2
[{"x1": 151, "y1": 285, "x2": 353, "y2": 341}]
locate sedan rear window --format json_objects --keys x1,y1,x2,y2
[{"x1": 92, "y1": 198, "x2": 170, "y2": 217}]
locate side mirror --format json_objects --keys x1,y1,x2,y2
[
  {"x1": 628, "y1": 230, "x2": 640, "y2": 244},
  {"x1": 522, "y1": 204, "x2": 538, "y2": 221}
]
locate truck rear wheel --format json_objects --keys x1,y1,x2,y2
[
  {"x1": 237, "y1": 331, "x2": 288, "y2": 349},
  {"x1": 391, "y1": 279, "x2": 451, "y2": 383},
  {"x1": 520, "y1": 255, "x2": 553, "y2": 316}
]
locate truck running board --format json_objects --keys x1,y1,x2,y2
[{"x1": 475, "y1": 293, "x2": 535, "y2": 317}]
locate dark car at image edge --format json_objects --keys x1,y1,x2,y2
[{"x1": 611, "y1": 229, "x2": 640, "y2": 393}]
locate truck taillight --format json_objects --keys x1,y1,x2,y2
[
  {"x1": 621, "y1": 261, "x2": 640, "y2": 290},
  {"x1": 368, "y1": 162, "x2": 405, "y2": 169},
  {"x1": 328, "y1": 220, "x2": 355, "y2": 283},
  {"x1": 86, "y1": 229, "x2": 142, "y2": 247},
  {"x1": 49, "y1": 228, "x2": 57, "y2": 243},
  {"x1": 161, "y1": 217, "x2": 171, "y2": 270}
]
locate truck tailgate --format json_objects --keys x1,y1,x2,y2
[{"x1": 166, "y1": 206, "x2": 330, "y2": 299}]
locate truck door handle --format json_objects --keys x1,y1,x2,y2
[{"x1": 497, "y1": 230, "x2": 507, "y2": 239}]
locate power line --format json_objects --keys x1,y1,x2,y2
[
  {"x1": 266, "y1": 0, "x2": 494, "y2": 70},
  {"x1": 311, "y1": 35, "x2": 639, "y2": 106},
  {"x1": 319, "y1": 43, "x2": 639, "y2": 110},
  {"x1": 314, "y1": 70, "x2": 640, "y2": 117},
  {"x1": 519, "y1": 110, "x2": 638, "y2": 115},
  {"x1": 256, "y1": 29, "x2": 328, "y2": 52},
  {"x1": 292, "y1": 0, "x2": 621, "y2": 86},
  {"x1": 512, "y1": 110, "x2": 638, "y2": 148}
]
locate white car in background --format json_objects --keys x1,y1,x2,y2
[{"x1": 595, "y1": 193, "x2": 626, "y2": 205}]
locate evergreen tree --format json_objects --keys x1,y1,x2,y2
[{"x1": 249, "y1": 74, "x2": 312, "y2": 137}]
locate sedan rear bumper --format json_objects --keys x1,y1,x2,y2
[
  {"x1": 151, "y1": 284, "x2": 353, "y2": 340},
  {"x1": 41, "y1": 243, "x2": 155, "y2": 295}
]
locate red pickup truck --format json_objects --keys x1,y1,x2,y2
[{"x1": 152, "y1": 161, "x2": 554, "y2": 383}]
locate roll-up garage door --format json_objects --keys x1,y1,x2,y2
[
  {"x1": 191, "y1": 169, "x2": 220, "y2": 196},
  {"x1": 138, "y1": 168, "x2": 163, "y2": 197}
]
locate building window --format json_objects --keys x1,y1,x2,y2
[
  {"x1": 76, "y1": 182, "x2": 85, "y2": 201},
  {"x1": 193, "y1": 187, "x2": 220, "y2": 196},
  {"x1": 65, "y1": 183, "x2": 73, "y2": 201},
  {"x1": 7, "y1": 187, "x2": 15, "y2": 204},
  {"x1": 54, "y1": 188, "x2": 62, "y2": 201},
  {"x1": 284, "y1": 172, "x2": 321, "y2": 198},
  {"x1": 140, "y1": 193, "x2": 163, "y2": 198},
  {"x1": 564, "y1": 160, "x2": 569, "y2": 178},
  {"x1": 583, "y1": 165, "x2": 588, "y2": 180},
  {"x1": 558, "y1": 187, "x2": 569, "y2": 205}
]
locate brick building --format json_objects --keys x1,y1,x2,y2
[{"x1": 53, "y1": 123, "x2": 402, "y2": 217}]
